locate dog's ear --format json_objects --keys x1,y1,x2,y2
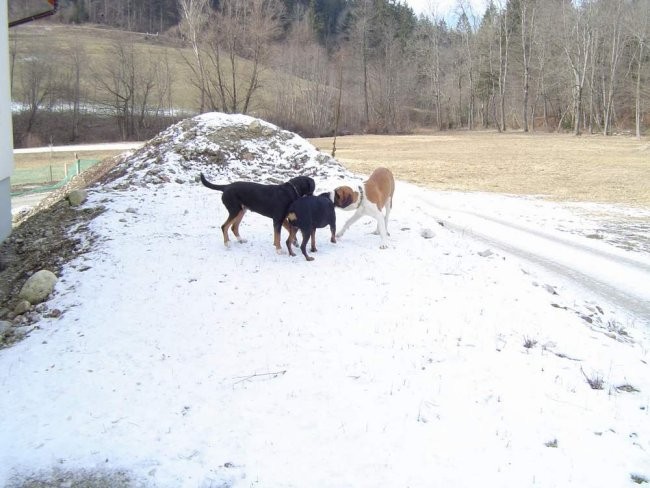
[
  {"x1": 334, "y1": 187, "x2": 352, "y2": 208},
  {"x1": 333, "y1": 188, "x2": 342, "y2": 206}
]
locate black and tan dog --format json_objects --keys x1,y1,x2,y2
[
  {"x1": 285, "y1": 192, "x2": 336, "y2": 261},
  {"x1": 200, "y1": 173, "x2": 315, "y2": 252}
]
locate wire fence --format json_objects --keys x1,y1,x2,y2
[{"x1": 11, "y1": 159, "x2": 101, "y2": 197}]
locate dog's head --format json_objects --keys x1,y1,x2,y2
[
  {"x1": 289, "y1": 176, "x2": 316, "y2": 197},
  {"x1": 333, "y1": 186, "x2": 355, "y2": 209},
  {"x1": 318, "y1": 191, "x2": 334, "y2": 201}
]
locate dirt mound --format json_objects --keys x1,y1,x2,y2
[{"x1": 100, "y1": 112, "x2": 349, "y2": 189}]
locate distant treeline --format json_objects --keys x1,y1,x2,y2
[{"x1": 10, "y1": 0, "x2": 649, "y2": 147}]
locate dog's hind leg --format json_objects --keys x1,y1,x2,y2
[
  {"x1": 383, "y1": 196, "x2": 393, "y2": 236},
  {"x1": 221, "y1": 209, "x2": 246, "y2": 247},
  {"x1": 300, "y1": 230, "x2": 314, "y2": 261},
  {"x1": 367, "y1": 206, "x2": 389, "y2": 249},
  {"x1": 230, "y1": 208, "x2": 248, "y2": 243},
  {"x1": 372, "y1": 199, "x2": 392, "y2": 237},
  {"x1": 282, "y1": 218, "x2": 298, "y2": 247},
  {"x1": 310, "y1": 229, "x2": 317, "y2": 253},
  {"x1": 286, "y1": 226, "x2": 298, "y2": 257}
]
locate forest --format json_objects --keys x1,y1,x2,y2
[{"x1": 9, "y1": 0, "x2": 650, "y2": 146}]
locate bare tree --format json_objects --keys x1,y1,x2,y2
[
  {"x1": 520, "y1": 0, "x2": 536, "y2": 132},
  {"x1": 599, "y1": 0, "x2": 626, "y2": 135},
  {"x1": 19, "y1": 52, "x2": 55, "y2": 137},
  {"x1": 206, "y1": 0, "x2": 285, "y2": 114},
  {"x1": 177, "y1": 0, "x2": 210, "y2": 112},
  {"x1": 94, "y1": 41, "x2": 135, "y2": 139},
  {"x1": 560, "y1": 0, "x2": 592, "y2": 135},
  {"x1": 415, "y1": 15, "x2": 445, "y2": 130},
  {"x1": 9, "y1": 36, "x2": 18, "y2": 92},
  {"x1": 348, "y1": 0, "x2": 373, "y2": 129},
  {"x1": 497, "y1": 0, "x2": 511, "y2": 131},
  {"x1": 628, "y1": 0, "x2": 649, "y2": 139},
  {"x1": 93, "y1": 41, "x2": 163, "y2": 139},
  {"x1": 457, "y1": 2, "x2": 477, "y2": 129},
  {"x1": 58, "y1": 43, "x2": 87, "y2": 142}
]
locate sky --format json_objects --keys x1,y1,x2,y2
[
  {"x1": 2, "y1": 113, "x2": 649, "y2": 487},
  {"x1": 405, "y1": 0, "x2": 489, "y2": 18}
]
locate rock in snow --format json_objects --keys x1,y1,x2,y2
[{"x1": 18, "y1": 270, "x2": 58, "y2": 305}]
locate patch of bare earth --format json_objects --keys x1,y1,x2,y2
[{"x1": 0, "y1": 156, "x2": 126, "y2": 343}]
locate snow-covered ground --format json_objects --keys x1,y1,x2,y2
[{"x1": 1, "y1": 114, "x2": 649, "y2": 487}]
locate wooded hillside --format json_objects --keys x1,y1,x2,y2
[{"x1": 9, "y1": 0, "x2": 649, "y2": 147}]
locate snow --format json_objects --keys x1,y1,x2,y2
[{"x1": 1, "y1": 113, "x2": 649, "y2": 487}]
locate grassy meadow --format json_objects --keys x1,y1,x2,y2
[
  {"x1": 14, "y1": 132, "x2": 650, "y2": 207},
  {"x1": 10, "y1": 23, "x2": 282, "y2": 115},
  {"x1": 313, "y1": 132, "x2": 650, "y2": 207}
]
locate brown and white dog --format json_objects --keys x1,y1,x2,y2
[{"x1": 333, "y1": 167, "x2": 395, "y2": 249}]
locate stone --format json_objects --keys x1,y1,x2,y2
[
  {"x1": 248, "y1": 120, "x2": 262, "y2": 133},
  {"x1": 13, "y1": 300, "x2": 31, "y2": 316},
  {"x1": 0, "y1": 320, "x2": 11, "y2": 339},
  {"x1": 18, "y1": 270, "x2": 58, "y2": 305},
  {"x1": 68, "y1": 189, "x2": 88, "y2": 207}
]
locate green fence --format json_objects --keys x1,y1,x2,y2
[{"x1": 11, "y1": 159, "x2": 101, "y2": 196}]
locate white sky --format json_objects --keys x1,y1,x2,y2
[{"x1": 405, "y1": 0, "x2": 489, "y2": 19}]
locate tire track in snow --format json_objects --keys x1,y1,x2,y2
[{"x1": 412, "y1": 192, "x2": 650, "y2": 322}]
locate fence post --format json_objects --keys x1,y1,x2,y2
[
  {"x1": 76, "y1": 159, "x2": 81, "y2": 175},
  {"x1": 49, "y1": 165, "x2": 53, "y2": 183}
]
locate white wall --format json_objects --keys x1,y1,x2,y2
[{"x1": 0, "y1": 3, "x2": 14, "y2": 242}]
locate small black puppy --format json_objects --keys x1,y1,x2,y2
[{"x1": 285, "y1": 192, "x2": 337, "y2": 261}]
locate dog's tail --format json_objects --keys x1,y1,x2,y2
[{"x1": 200, "y1": 173, "x2": 227, "y2": 192}]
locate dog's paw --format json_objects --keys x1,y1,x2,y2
[
  {"x1": 379, "y1": 243, "x2": 389, "y2": 249},
  {"x1": 335, "y1": 232, "x2": 344, "y2": 238},
  {"x1": 275, "y1": 248, "x2": 284, "y2": 255},
  {"x1": 237, "y1": 238, "x2": 248, "y2": 244}
]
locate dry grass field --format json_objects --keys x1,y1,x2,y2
[
  {"x1": 13, "y1": 151, "x2": 111, "y2": 170},
  {"x1": 311, "y1": 131, "x2": 650, "y2": 207},
  {"x1": 13, "y1": 132, "x2": 649, "y2": 207}
]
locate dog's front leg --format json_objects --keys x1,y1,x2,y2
[
  {"x1": 273, "y1": 220, "x2": 285, "y2": 254},
  {"x1": 336, "y1": 208, "x2": 363, "y2": 238}
]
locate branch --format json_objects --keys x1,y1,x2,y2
[{"x1": 233, "y1": 370, "x2": 287, "y2": 385}]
